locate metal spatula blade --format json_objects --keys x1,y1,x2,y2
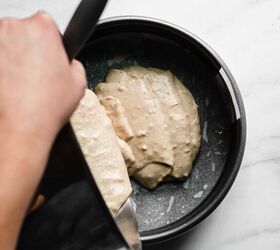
[{"x1": 115, "y1": 198, "x2": 142, "y2": 250}]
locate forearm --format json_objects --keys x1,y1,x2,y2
[{"x1": 0, "y1": 126, "x2": 53, "y2": 250}]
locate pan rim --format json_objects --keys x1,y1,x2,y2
[{"x1": 94, "y1": 15, "x2": 247, "y2": 245}]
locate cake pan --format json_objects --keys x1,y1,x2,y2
[{"x1": 77, "y1": 16, "x2": 246, "y2": 245}]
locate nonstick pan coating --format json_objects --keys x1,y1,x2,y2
[
  {"x1": 18, "y1": 17, "x2": 246, "y2": 247},
  {"x1": 77, "y1": 17, "x2": 246, "y2": 244}
]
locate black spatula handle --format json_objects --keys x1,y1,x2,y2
[{"x1": 63, "y1": 0, "x2": 108, "y2": 60}]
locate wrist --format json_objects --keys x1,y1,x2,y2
[
  {"x1": 0, "y1": 120, "x2": 55, "y2": 249},
  {"x1": 0, "y1": 121, "x2": 53, "y2": 209}
]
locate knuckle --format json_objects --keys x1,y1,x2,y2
[
  {"x1": 73, "y1": 60, "x2": 88, "y2": 88},
  {"x1": 0, "y1": 18, "x2": 16, "y2": 30},
  {"x1": 81, "y1": 78, "x2": 88, "y2": 90},
  {"x1": 33, "y1": 12, "x2": 57, "y2": 29},
  {"x1": 78, "y1": 75, "x2": 88, "y2": 90},
  {"x1": 77, "y1": 78, "x2": 87, "y2": 96},
  {"x1": 30, "y1": 12, "x2": 60, "y2": 40}
]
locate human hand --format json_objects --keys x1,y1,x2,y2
[
  {"x1": 0, "y1": 12, "x2": 87, "y2": 142},
  {"x1": 0, "y1": 13, "x2": 87, "y2": 250}
]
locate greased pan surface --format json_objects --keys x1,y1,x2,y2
[{"x1": 77, "y1": 16, "x2": 246, "y2": 244}]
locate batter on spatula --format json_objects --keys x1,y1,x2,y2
[{"x1": 71, "y1": 89, "x2": 132, "y2": 215}]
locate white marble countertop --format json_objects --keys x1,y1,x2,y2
[{"x1": 1, "y1": 0, "x2": 279, "y2": 249}]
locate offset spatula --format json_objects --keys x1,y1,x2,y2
[{"x1": 63, "y1": 1, "x2": 141, "y2": 250}]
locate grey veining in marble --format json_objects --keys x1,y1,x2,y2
[{"x1": 0, "y1": 0, "x2": 279, "y2": 249}]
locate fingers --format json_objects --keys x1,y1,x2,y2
[
  {"x1": 29, "y1": 194, "x2": 45, "y2": 214},
  {"x1": 23, "y1": 12, "x2": 70, "y2": 64},
  {"x1": 0, "y1": 12, "x2": 59, "y2": 37},
  {"x1": 71, "y1": 59, "x2": 87, "y2": 94},
  {"x1": 0, "y1": 17, "x2": 17, "y2": 28},
  {"x1": 0, "y1": 18, "x2": 19, "y2": 36},
  {"x1": 26, "y1": 13, "x2": 87, "y2": 93},
  {"x1": 23, "y1": 11, "x2": 62, "y2": 43},
  {"x1": 23, "y1": 11, "x2": 58, "y2": 30}
]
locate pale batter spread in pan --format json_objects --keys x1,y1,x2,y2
[{"x1": 96, "y1": 66, "x2": 201, "y2": 189}]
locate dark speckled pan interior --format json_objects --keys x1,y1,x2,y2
[{"x1": 80, "y1": 23, "x2": 231, "y2": 231}]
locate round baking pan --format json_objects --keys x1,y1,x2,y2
[{"x1": 76, "y1": 16, "x2": 246, "y2": 245}]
